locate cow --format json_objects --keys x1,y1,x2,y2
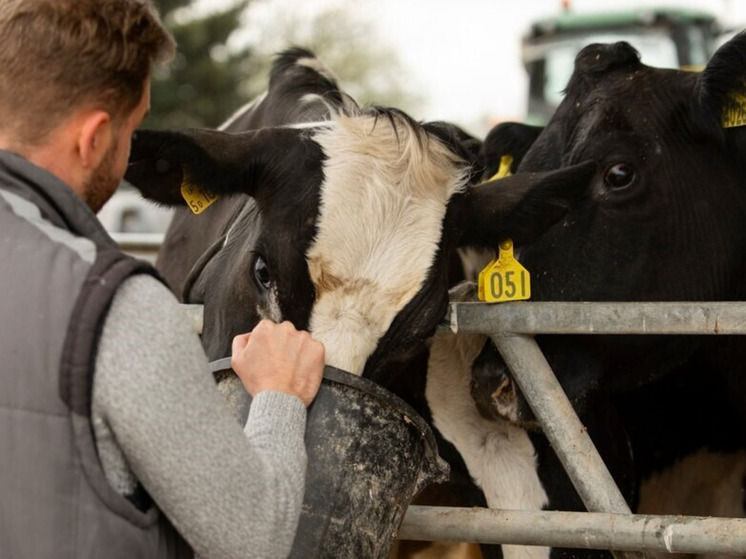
[
  {"x1": 471, "y1": 30, "x2": 746, "y2": 534},
  {"x1": 124, "y1": 47, "x2": 595, "y2": 559}
]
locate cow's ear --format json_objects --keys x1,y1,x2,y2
[
  {"x1": 480, "y1": 122, "x2": 543, "y2": 180},
  {"x1": 125, "y1": 127, "x2": 298, "y2": 205},
  {"x1": 460, "y1": 160, "x2": 595, "y2": 248},
  {"x1": 698, "y1": 30, "x2": 746, "y2": 132}
]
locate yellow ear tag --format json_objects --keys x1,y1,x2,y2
[
  {"x1": 722, "y1": 90, "x2": 746, "y2": 128},
  {"x1": 476, "y1": 156, "x2": 531, "y2": 303},
  {"x1": 487, "y1": 154, "x2": 514, "y2": 182},
  {"x1": 181, "y1": 176, "x2": 218, "y2": 215},
  {"x1": 478, "y1": 239, "x2": 531, "y2": 303}
]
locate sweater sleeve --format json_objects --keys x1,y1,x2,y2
[{"x1": 92, "y1": 274, "x2": 307, "y2": 559}]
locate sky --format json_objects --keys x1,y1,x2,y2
[
  {"x1": 197, "y1": 0, "x2": 746, "y2": 136},
  {"x1": 365, "y1": 0, "x2": 746, "y2": 133}
]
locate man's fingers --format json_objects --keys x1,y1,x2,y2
[{"x1": 231, "y1": 332, "x2": 251, "y2": 356}]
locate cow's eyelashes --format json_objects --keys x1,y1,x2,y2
[
  {"x1": 253, "y1": 255, "x2": 271, "y2": 291},
  {"x1": 603, "y1": 163, "x2": 635, "y2": 189}
]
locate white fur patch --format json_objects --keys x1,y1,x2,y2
[
  {"x1": 306, "y1": 111, "x2": 469, "y2": 375},
  {"x1": 256, "y1": 285, "x2": 283, "y2": 323},
  {"x1": 426, "y1": 312, "x2": 549, "y2": 559},
  {"x1": 299, "y1": 93, "x2": 324, "y2": 106},
  {"x1": 218, "y1": 92, "x2": 267, "y2": 131},
  {"x1": 281, "y1": 119, "x2": 335, "y2": 130}
]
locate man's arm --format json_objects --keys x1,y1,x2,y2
[{"x1": 92, "y1": 274, "x2": 317, "y2": 559}]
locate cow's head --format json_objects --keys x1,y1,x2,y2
[
  {"x1": 518, "y1": 34, "x2": 746, "y2": 303},
  {"x1": 126, "y1": 46, "x2": 596, "y2": 387},
  {"x1": 474, "y1": 32, "x2": 746, "y2": 420}
]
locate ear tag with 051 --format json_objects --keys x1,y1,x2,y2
[
  {"x1": 477, "y1": 154, "x2": 532, "y2": 303},
  {"x1": 478, "y1": 239, "x2": 531, "y2": 303}
]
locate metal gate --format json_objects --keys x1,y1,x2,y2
[{"x1": 397, "y1": 301, "x2": 746, "y2": 557}]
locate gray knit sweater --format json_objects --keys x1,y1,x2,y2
[{"x1": 92, "y1": 274, "x2": 307, "y2": 559}]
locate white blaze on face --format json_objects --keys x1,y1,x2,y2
[
  {"x1": 256, "y1": 285, "x2": 283, "y2": 324},
  {"x1": 306, "y1": 112, "x2": 469, "y2": 375}
]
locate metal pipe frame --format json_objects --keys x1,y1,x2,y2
[
  {"x1": 409, "y1": 301, "x2": 746, "y2": 554},
  {"x1": 447, "y1": 301, "x2": 746, "y2": 335},
  {"x1": 399, "y1": 507, "x2": 746, "y2": 555},
  {"x1": 490, "y1": 334, "x2": 631, "y2": 515},
  {"x1": 184, "y1": 301, "x2": 746, "y2": 338}
]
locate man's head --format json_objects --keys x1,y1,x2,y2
[{"x1": 0, "y1": 0, "x2": 174, "y2": 210}]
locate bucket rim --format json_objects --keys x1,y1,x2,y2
[
  {"x1": 321, "y1": 365, "x2": 438, "y2": 456},
  {"x1": 208, "y1": 359, "x2": 443, "y2": 468}
]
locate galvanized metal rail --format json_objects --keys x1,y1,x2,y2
[
  {"x1": 447, "y1": 301, "x2": 746, "y2": 335},
  {"x1": 399, "y1": 300, "x2": 746, "y2": 556},
  {"x1": 399, "y1": 507, "x2": 746, "y2": 555}
]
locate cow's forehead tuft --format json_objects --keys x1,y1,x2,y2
[{"x1": 295, "y1": 56, "x2": 339, "y2": 84}]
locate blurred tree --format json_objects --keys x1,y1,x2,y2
[
  {"x1": 238, "y1": 2, "x2": 422, "y2": 115},
  {"x1": 146, "y1": 0, "x2": 258, "y2": 129},
  {"x1": 145, "y1": 0, "x2": 421, "y2": 129}
]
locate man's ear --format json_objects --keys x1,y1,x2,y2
[
  {"x1": 77, "y1": 110, "x2": 113, "y2": 169},
  {"x1": 125, "y1": 127, "x2": 300, "y2": 206}
]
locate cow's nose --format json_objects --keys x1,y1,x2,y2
[{"x1": 575, "y1": 41, "x2": 641, "y2": 76}]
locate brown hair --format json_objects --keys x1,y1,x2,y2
[{"x1": 0, "y1": 0, "x2": 175, "y2": 146}]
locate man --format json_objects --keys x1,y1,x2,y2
[{"x1": 0, "y1": 1, "x2": 325, "y2": 558}]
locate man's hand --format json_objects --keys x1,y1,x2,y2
[{"x1": 231, "y1": 320, "x2": 325, "y2": 407}]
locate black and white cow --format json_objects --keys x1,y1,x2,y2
[
  {"x1": 472, "y1": 31, "x2": 746, "y2": 530},
  {"x1": 125, "y1": 48, "x2": 594, "y2": 559}
]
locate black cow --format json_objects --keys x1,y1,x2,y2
[
  {"x1": 125, "y1": 48, "x2": 594, "y2": 559},
  {"x1": 473, "y1": 31, "x2": 746, "y2": 528}
]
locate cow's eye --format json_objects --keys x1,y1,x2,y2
[
  {"x1": 253, "y1": 256, "x2": 271, "y2": 290},
  {"x1": 604, "y1": 163, "x2": 635, "y2": 189}
]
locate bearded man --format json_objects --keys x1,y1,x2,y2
[{"x1": 0, "y1": 2, "x2": 324, "y2": 558}]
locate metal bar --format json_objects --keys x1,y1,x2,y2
[
  {"x1": 112, "y1": 232, "x2": 164, "y2": 264},
  {"x1": 448, "y1": 301, "x2": 746, "y2": 335},
  {"x1": 182, "y1": 304, "x2": 204, "y2": 335},
  {"x1": 441, "y1": 303, "x2": 745, "y2": 554},
  {"x1": 110, "y1": 232, "x2": 165, "y2": 251},
  {"x1": 491, "y1": 334, "x2": 632, "y2": 514},
  {"x1": 492, "y1": 338, "x2": 645, "y2": 559},
  {"x1": 399, "y1": 506, "x2": 746, "y2": 555}
]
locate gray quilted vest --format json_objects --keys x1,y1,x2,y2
[{"x1": 0, "y1": 150, "x2": 193, "y2": 559}]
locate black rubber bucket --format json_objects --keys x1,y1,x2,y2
[{"x1": 209, "y1": 360, "x2": 448, "y2": 559}]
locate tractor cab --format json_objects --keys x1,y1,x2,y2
[{"x1": 523, "y1": 7, "x2": 722, "y2": 124}]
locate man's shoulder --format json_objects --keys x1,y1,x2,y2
[
  {"x1": 115, "y1": 272, "x2": 180, "y2": 310},
  {"x1": 102, "y1": 270, "x2": 203, "y2": 365}
]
